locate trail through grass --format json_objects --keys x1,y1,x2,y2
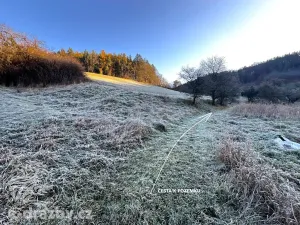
[
  {"x1": 93, "y1": 112, "x2": 241, "y2": 224},
  {"x1": 2, "y1": 81, "x2": 300, "y2": 224},
  {"x1": 99, "y1": 109, "x2": 300, "y2": 224}
]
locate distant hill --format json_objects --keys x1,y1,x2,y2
[
  {"x1": 177, "y1": 52, "x2": 300, "y2": 93},
  {"x1": 237, "y1": 52, "x2": 300, "y2": 86}
]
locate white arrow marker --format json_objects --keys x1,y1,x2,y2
[{"x1": 150, "y1": 112, "x2": 212, "y2": 194}]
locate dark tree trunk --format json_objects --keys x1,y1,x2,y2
[
  {"x1": 220, "y1": 97, "x2": 224, "y2": 106},
  {"x1": 192, "y1": 95, "x2": 196, "y2": 105},
  {"x1": 211, "y1": 91, "x2": 216, "y2": 105}
]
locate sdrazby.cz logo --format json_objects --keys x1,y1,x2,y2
[{"x1": 7, "y1": 185, "x2": 93, "y2": 221}]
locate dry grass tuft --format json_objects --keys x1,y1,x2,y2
[
  {"x1": 74, "y1": 118, "x2": 152, "y2": 151},
  {"x1": 231, "y1": 103, "x2": 300, "y2": 119},
  {"x1": 218, "y1": 137, "x2": 300, "y2": 224}
]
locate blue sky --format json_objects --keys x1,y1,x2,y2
[{"x1": 1, "y1": 0, "x2": 300, "y2": 82}]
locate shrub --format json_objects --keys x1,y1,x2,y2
[
  {"x1": 283, "y1": 85, "x2": 300, "y2": 103},
  {"x1": 241, "y1": 86, "x2": 258, "y2": 102},
  {"x1": 257, "y1": 84, "x2": 284, "y2": 103},
  {"x1": 0, "y1": 25, "x2": 87, "y2": 87}
]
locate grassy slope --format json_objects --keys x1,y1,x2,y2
[
  {"x1": 86, "y1": 72, "x2": 186, "y2": 97},
  {"x1": 85, "y1": 72, "x2": 147, "y2": 86},
  {"x1": 219, "y1": 108, "x2": 300, "y2": 224},
  {"x1": 106, "y1": 112, "x2": 237, "y2": 224},
  {"x1": 1, "y1": 80, "x2": 300, "y2": 224},
  {"x1": 0, "y1": 81, "x2": 204, "y2": 224}
]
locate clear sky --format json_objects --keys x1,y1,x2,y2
[{"x1": 1, "y1": 0, "x2": 300, "y2": 82}]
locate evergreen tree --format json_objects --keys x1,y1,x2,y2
[{"x1": 67, "y1": 47, "x2": 74, "y2": 56}]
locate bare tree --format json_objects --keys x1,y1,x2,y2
[
  {"x1": 179, "y1": 66, "x2": 203, "y2": 104},
  {"x1": 173, "y1": 80, "x2": 182, "y2": 88},
  {"x1": 200, "y1": 56, "x2": 226, "y2": 75},
  {"x1": 200, "y1": 56, "x2": 226, "y2": 105}
]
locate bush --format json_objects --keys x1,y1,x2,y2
[
  {"x1": 0, "y1": 25, "x2": 87, "y2": 87},
  {"x1": 283, "y1": 84, "x2": 300, "y2": 103},
  {"x1": 241, "y1": 86, "x2": 258, "y2": 102},
  {"x1": 0, "y1": 54, "x2": 87, "y2": 87},
  {"x1": 257, "y1": 84, "x2": 284, "y2": 103}
]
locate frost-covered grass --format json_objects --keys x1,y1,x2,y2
[
  {"x1": 2, "y1": 82, "x2": 300, "y2": 224},
  {"x1": 218, "y1": 137, "x2": 300, "y2": 224},
  {"x1": 0, "y1": 81, "x2": 202, "y2": 224},
  {"x1": 216, "y1": 105, "x2": 300, "y2": 224},
  {"x1": 231, "y1": 103, "x2": 300, "y2": 119}
]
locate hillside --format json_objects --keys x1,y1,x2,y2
[
  {"x1": 1, "y1": 79, "x2": 300, "y2": 224},
  {"x1": 2, "y1": 2, "x2": 300, "y2": 224},
  {"x1": 238, "y1": 52, "x2": 300, "y2": 85},
  {"x1": 0, "y1": 80, "x2": 204, "y2": 224},
  {"x1": 176, "y1": 52, "x2": 300, "y2": 104},
  {"x1": 86, "y1": 72, "x2": 185, "y2": 97},
  {"x1": 86, "y1": 72, "x2": 146, "y2": 86},
  {"x1": 177, "y1": 52, "x2": 300, "y2": 89}
]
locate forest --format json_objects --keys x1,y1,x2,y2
[
  {"x1": 237, "y1": 52, "x2": 300, "y2": 84},
  {"x1": 0, "y1": 25, "x2": 167, "y2": 87},
  {"x1": 57, "y1": 48, "x2": 168, "y2": 86}
]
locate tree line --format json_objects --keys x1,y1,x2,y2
[
  {"x1": 236, "y1": 52, "x2": 300, "y2": 103},
  {"x1": 57, "y1": 48, "x2": 168, "y2": 87},
  {"x1": 176, "y1": 54, "x2": 300, "y2": 105},
  {"x1": 242, "y1": 83, "x2": 300, "y2": 104},
  {"x1": 1, "y1": 24, "x2": 170, "y2": 87},
  {"x1": 238, "y1": 52, "x2": 300, "y2": 84},
  {"x1": 177, "y1": 56, "x2": 239, "y2": 105}
]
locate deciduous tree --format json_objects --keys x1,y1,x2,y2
[
  {"x1": 173, "y1": 80, "x2": 182, "y2": 88},
  {"x1": 179, "y1": 66, "x2": 203, "y2": 104},
  {"x1": 200, "y1": 56, "x2": 227, "y2": 105}
]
